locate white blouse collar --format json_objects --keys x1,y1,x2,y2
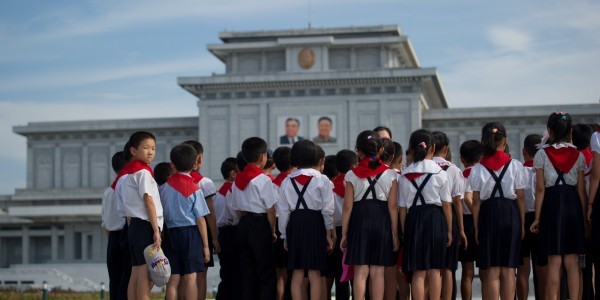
[{"x1": 403, "y1": 159, "x2": 442, "y2": 174}]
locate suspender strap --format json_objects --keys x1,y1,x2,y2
[
  {"x1": 485, "y1": 161, "x2": 511, "y2": 198},
  {"x1": 291, "y1": 177, "x2": 312, "y2": 210},
  {"x1": 441, "y1": 165, "x2": 450, "y2": 171},
  {"x1": 410, "y1": 173, "x2": 434, "y2": 207},
  {"x1": 554, "y1": 167, "x2": 566, "y2": 186},
  {"x1": 360, "y1": 173, "x2": 383, "y2": 201}
]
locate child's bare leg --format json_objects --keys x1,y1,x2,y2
[
  {"x1": 441, "y1": 269, "x2": 453, "y2": 300},
  {"x1": 326, "y1": 277, "x2": 334, "y2": 299},
  {"x1": 276, "y1": 267, "x2": 288, "y2": 300},
  {"x1": 166, "y1": 274, "x2": 181, "y2": 300},
  {"x1": 499, "y1": 267, "x2": 515, "y2": 300},
  {"x1": 483, "y1": 267, "x2": 500, "y2": 300},
  {"x1": 307, "y1": 270, "x2": 322, "y2": 300},
  {"x1": 369, "y1": 265, "x2": 385, "y2": 300},
  {"x1": 426, "y1": 269, "x2": 441, "y2": 300},
  {"x1": 397, "y1": 269, "x2": 411, "y2": 300},
  {"x1": 182, "y1": 273, "x2": 197, "y2": 300},
  {"x1": 291, "y1": 270, "x2": 305, "y2": 300},
  {"x1": 136, "y1": 265, "x2": 153, "y2": 300},
  {"x1": 128, "y1": 266, "x2": 139, "y2": 300},
  {"x1": 196, "y1": 272, "x2": 207, "y2": 300},
  {"x1": 384, "y1": 266, "x2": 398, "y2": 300},
  {"x1": 353, "y1": 265, "x2": 370, "y2": 300},
  {"x1": 411, "y1": 271, "x2": 427, "y2": 300},
  {"x1": 460, "y1": 262, "x2": 474, "y2": 300},
  {"x1": 563, "y1": 254, "x2": 581, "y2": 300},
  {"x1": 546, "y1": 256, "x2": 562, "y2": 300},
  {"x1": 516, "y1": 257, "x2": 530, "y2": 300}
]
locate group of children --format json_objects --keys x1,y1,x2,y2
[{"x1": 101, "y1": 110, "x2": 600, "y2": 300}]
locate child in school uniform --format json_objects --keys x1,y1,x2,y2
[
  {"x1": 154, "y1": 162, "x2": 174, "y2": 187},
  {"x1": 432, "y1": 131, "x2": 466, "y2": 300},
  {"x1": 470, "y1": 122, "x2": 526, "y2": 300},
  {"x1": 160, "y1": 144, "x2": 210, "y2": 300},
  {"x1": 181, "y1": 140, "x2": 218, "y2": 300},
  {"x1": 399, "y1": 129, "x2": 453, "y2": 300},
  {"x1": 264, "y1": 149, "x2": 277, "y2": 181},
  {"x1": 457, "y1": 140, "x2": 481, "y2": 300},
  {"x1": 115, "y1": 131, "x2": 163, "y2": 300},
  {"x1": 278, "y1": 140, "x2": 335, "y2": 300},
  {"x1": 341, "y1": 130, "x2": 399, "y2": 300},
  {"x1": 101, "y1": 151, "x2": 131, "y2": 300},
  {"x1": 232, "y1": 137, "x2": 278, "y2": 300},
  {"x1": 214, "y1": 157, "x2": 239, "y2": 300},
  {"x1": 516, "y1": 134, "x2": 543, "y2": 300},
  {"x1": 322, "y1": 154, "x2": 342, "y2": 300},
  {"x1": 530, "y1": 112, "x2": 588, "y2": 300},
  {"x1": 587, "y1": 124, "x2": 600, "y2": 298}
]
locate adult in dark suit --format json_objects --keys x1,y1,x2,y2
[{"x1": 279, "y1": 118, "x2": 304, "y2": 145}]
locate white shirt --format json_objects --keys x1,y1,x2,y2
[
  {"x1": 591, "y1": 132, "x2": 600, "y2": 154},
  {"x1": 462, "y1": 166, "x2": 474, "y2": 215},
  {"x1": 433, "y1": 156, "x2": 465, "y2": 198},
  {"x1": 277, "y1": 169, "x2": 335, "y2": 239},
  {"x1": 398, "y1": 159, "x2": 452, "y2": 209},
  {"x1": 101, "y1": 187, "x2": 126, "y2": 231},
  {"x1": 231, "y1": 173, "x2": 278, "y2": 213},
  {"x1": 214, "y1": 183, "x2": 239, "y2": 227},
  {"x1": 523, "y1": 164, "x2": 536, "y2": 212},
  {"x1": 534, "y1": 144, "x2": 586, "y2": 187},
  {"x1": 198, "y1": 176, "x2": 217, "y2": 199},
  {"x1": 345, "y1": 168, "x2": 397, "y2": 202},
  {"x1": 115, "y1": 169, "x2": 164, "y2": 229},
  {"x1": 333, "y1": 193, "x2": 344, "y2": 227},
  {"x1": 468, "y1": 159, "x2": 526, "y2": 201}
]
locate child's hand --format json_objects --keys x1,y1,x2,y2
[
  {"x1": 203, "y1": 246, "x2": 210, "y2": 263},
  {"x1": 212, "y1": 239, "x2": 221, "y2": 254},
  {"x1": 522, "y1": 226, "x2": 526, "y2": 240},
  {"x1": 474, "y1": 228, "x2": 479, "y2": 245},
  {"x1": 530, "y1": 219, "x2": 539, "y2": 233},
  {"x1": 283, "y1": 239, "x2": 288, "y2": 251},
  {"x1": 153, "y1": 231, "x2": 161, "y2": 250},
  {"x1": 446, "y1": 231, "x2": 453, "y2": 247},
  {"x1": 460, "y1": 231, "x2": 468, "y2": 250},
  {"x1": 340, "y1": 236, "x2": 347, "y2": 252},
  {"x1": 272, "y1": 232, "x2": 278, "y2": 243},
  {"x1": 588, "y1": 206, "x2": 593, "y2": 223},
  {"x1": 392, "y1": 235, "x2": 399, "y2": 252},
  {"x1": 326, "y1": 235, "x2": 334, "y2": 254}
]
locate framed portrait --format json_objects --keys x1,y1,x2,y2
[
  {"x1": 277, "y1": 116, "x2": 306, "y2": 145},
  {"x1": 309, "y1": 114, "x2": 337, "y2": 144}
]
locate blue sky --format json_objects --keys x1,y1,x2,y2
[{"x1": 0, "y1": 0, "x2": 598, "y2": 194}]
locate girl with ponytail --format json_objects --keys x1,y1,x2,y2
[{"x1": 340, "y1": 130, "x2": 399, "y2": 300}]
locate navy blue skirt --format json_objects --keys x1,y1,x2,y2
[
  {"x1": 459, "y1": 214, "x2": 478, "y2": 263},
  {"x1": 286, "y1": 209, "x2": 327, "y2": 271},
  {"x1": 323, "y1": 226, "x2": 343, "y2": 278},
  {"x1": 402, "y1": 204, "x2": 447, "y2": 272},
  {"x1": 478, "y1": 197, "x2": 521, "y2": 269},
  {"x1": 445, "y1": 209, "x2": 460, "y2": 270},
  {"x1": 538, "y1": 184, "x2": 585, "y2": 256},
  {"x1": 345, "y1": 200, "x2": 394, "y2": 266}
]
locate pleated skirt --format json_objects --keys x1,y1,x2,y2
[
  {"x1": 478, "y1": 197, "x2": 521, "y2": 269},
  {"x1": 402, "y1": 204, "x2": 447, "y2": 272},
  {"x1": 459, "y1": 214, "x2": 478, "y2": 263},
  {"x1": 538, "y1": 184, "x2": 585, "y2": 256},
  {"x1": 286, "y1": 209, "x2": 327, "y2": 271},
  {"x1": 345, "y1": 200, "x2": 394, "y2": 266},
  {"x1": 445, "y1": 209, "x2": 460, "y2": 270}
]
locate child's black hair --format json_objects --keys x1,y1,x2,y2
[
  {"x1": 373, "y1": 126, "x2": 392, "y2": 139},
  {"x1": 241, "y1": 137, "x2": 268, "y2": 164},
  {"x1": 481, "y1": 122, "x2": 507, "y2": 157},
  {"x1": 154, "y1": 162, "x2": 173, "y2": 186},
  {"x1": 236, "y1": 151, "x2": 247, "y2": 171},
  {"x1": 392, "y1": 142, "x2": 403, "y2": 164},
  {"x1": 546, "y1": 112, "x2": 572, "y2": 145},
  {"x1": 588, "y1": 123, "x2": 600, "y2": 132},
  {"x1": 355, "y1": 130, "x2": 383, "y2": 170},
  {"x1": 124, "y1": 131, "x2": 155, "y2": 161},
  {"x1": 523, "y1": 134, "x2": 542, "y2": 158},
  {"x1": 323, "y1": 155, "x2": 339, "y2": 180},
  {"x1": 182, "y1": 140, "x2": 204, "y2": 155},
  {"x1": 220, "y1": 157, "x2": 238, "y2": 180},
  {"x1": 264, "y1": 149, "x2": 275, "y2": 170},
  {"x1": 459, "y1": 140, "x2": 482, "y2": 165},
  {"x1": 316, "y1": 144, "x2": 325, "y2": 164},
  {"x1": 408, "y1": 129, "x2": 434, "y2": 163},
  {"x1": 335, "y1": 149, "x2": 359, "y2": 174},
  {"x1": 170, "y1": 144, "x2": 198, "y2": 172},
  {"x1": 290, "y1": 140, "x2": 319, "y2": 169},
  {"x1": 572, "y1": 123, "x2": 592, "y2": 150},
  {"x1": 432, "y1": 131, "x2": 449, "y2": 156},
  {"x1": 273, "y1": 146, "x2": 292, "y2": 172},
  {"x1": 380, "y1": 138, "x2": 395, "y2": 164},
  {"x1": 111, "y1": 151, "x2": 127, "y2": 174}
]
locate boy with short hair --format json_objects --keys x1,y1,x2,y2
[
  {"x1": 181, "y1": 140, "x2": 219, "y2": 299},
  {"x1": 232, "y1": 137, "x2": 278, "y2": 300},
  {"x1": 102, "y1": 151, "x2": 131, "y2": 300},
  {"x1": 160, "y1": 144, "x2": 210, "y2": 300},
  {"x1": 154, "y1": 162, "x2": 174, "y2": 187},
  {"x1": 115, "y1": 131, "x2": 163, "y2": 300}
]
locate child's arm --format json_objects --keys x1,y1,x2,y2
[
  {"x1": 452, "y1": 195, "x2": 467, "y2": 249},
  {"x1": 143, "y1": 193, "x2": 161, "y2": 250},
  {"x1": 340, "y1": 182, "x2": 354, "y2": 252},
  {"x1": 516, "y1": 189, "x2": 525, "y2": 240},
  {"x1": 267, "y1": 206, "x2": 277, "y2": 242},
  {"x1": 588, "y1": 152, "x2": 600, "y2": 222},
  {"x1": 472, "y1": 191, "x2": 480, "y2": 245},
  {"x1": 322, "y1": 181, "x2": 336, "y2": 253},
  {"x1": 399, "y1": 207, "x2": 407, "y2": 235},
  {"x1": 577, "y1": 170, "x2": 589, "y2": 237},
  {"x1": 204, "y1": 195, "x2": 220, "y2": 254},
  {"x1": 196, "y1": 217, "x2": 210, "y2": 263},
  {"x1": 464, "y1": 192, "x2": 474, "y2": 214},
  {"x1": 442, "y1": 200, "x2": 453, "y2": 247},
  {"x1": 530, "y1": 168, "x2": 545, "y2": 233},
  {"x1": 387, "y1": 179, "x2": 399, "y2": 252}
]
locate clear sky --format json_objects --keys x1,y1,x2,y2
[{"x1": 0, "y1": 0, "x2": 598, "y2": 194}]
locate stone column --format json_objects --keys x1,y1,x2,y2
[
  {"x1": 54, "y1": 144, "x2": 62, "y2": 188},
  {"x1": 21, "y1": 227, "x2": 29, "y2": 264},
  {"x1": 64, "y1": 224, "x2": 74, "y2": 261},
  {"x1": 81, "y1": 143, "x2": 89, "y2": 188},
  {"x1": 51, "y1": 226, "x2": 58, "y2": 262}
]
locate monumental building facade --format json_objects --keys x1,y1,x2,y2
[{"x1": 0, "y1": 25, "x2": 598, "y2": 289}]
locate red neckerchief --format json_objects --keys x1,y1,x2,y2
[
  {"x1": 293, "y1": 174, "x2": 312, "y2": 185},
  {"x1": 167, "y1": 173, "x2": 200, "y2": 198},
  {"x1": 580, "y1": 148, "x2": 592, "y2": 167},
  {"x1": 234, "y1": 165, "x2": 264, "y2": 190},
  {"x1": 462, "y1": 167, "x2": 472, "y2": 178},
  {"x1": 332, "y1": 173, "x2": 345, "y2": 197},
  {"x1": 190, "y1": 171, "x2": 203, "y2": 185},
  {"x1": 218, "y1": 181, "x2": 233, "y2": 197},
  {"x1": 523, "y1": 160, "x2": 533, "y2": 168},
  {"x1": 544, "y1": 147, "x2": 580, "y2": 174},
  {"x1": 273, "y1": 171, "x2": 290, "y2": 187},
  {"x1": 351, "y1": 157, "x2": 388, "y2": 179},
  {"x1": 111, "y1": 160, "x2": 153, "y2": 190},
  {"x1": 267, "y1": 174, "x2": 275, "y2": 182},
  {"x1": 404, "y1": 173, "x2": 424, "y2": 181},
  {"x1": 480, "y1": 150, "x2": 512, "y2": 171}
]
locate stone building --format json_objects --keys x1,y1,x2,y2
[{"x1": 0, "y1": 25, "x2": 597, "y2": 289}]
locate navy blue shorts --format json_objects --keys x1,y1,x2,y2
[
  {"x1": 128, "y1": 218, "x2": 154, "y2": 266},
  {"x1": 163, "y1": 225, "x2": 205, "y2": 275}
]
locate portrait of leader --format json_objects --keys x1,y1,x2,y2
[
  {"x1": 312, "y1": 116, "x2": 337, "y2": 144},
  {"x1": 279, "y1": 117, "x2": 305, "y2": 145}
]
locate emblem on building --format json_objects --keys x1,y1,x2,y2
[{"x1": 298, "y1": 48, "x2": 315, "y2": 69}]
